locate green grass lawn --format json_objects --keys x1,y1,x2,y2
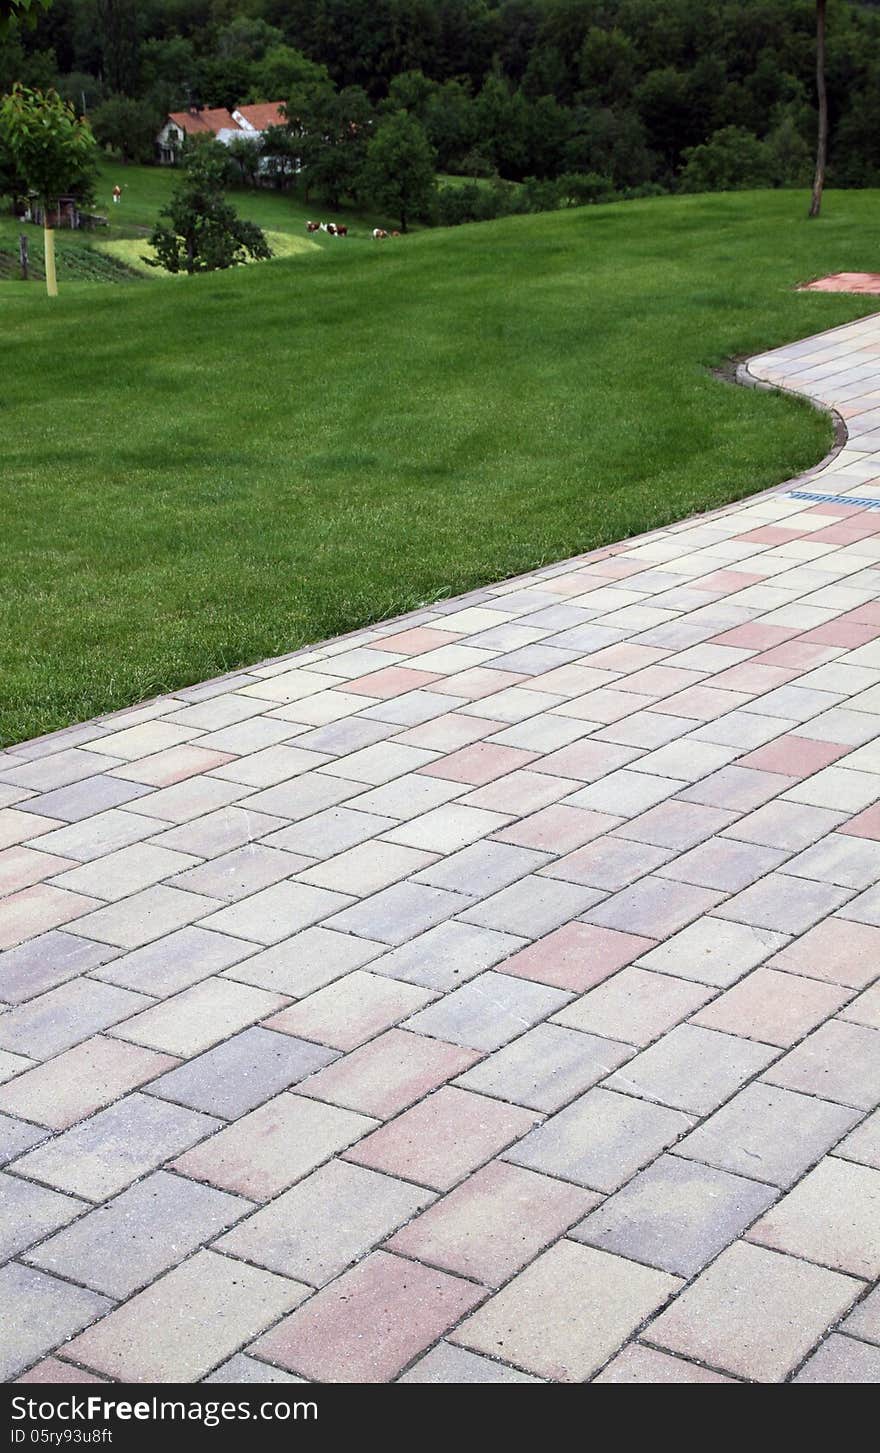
[{"x1": 2, "y1": 186, "x2": 879, "y2": 745}]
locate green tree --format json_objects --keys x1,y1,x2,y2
[
  {"x1": 767, "y1": 110, "x2": 812, "y2": 187},
  {"x1": 252, "y1": 44, "x2": 330, "y2": 104},
  {"x1": 197, "y1": 55, "x2": 253, "y2": 112},
  {"x1": 91, "y1": 93, "x2": 158, "y2": 164},
  {"x1": 226, "y1": 132, "x2": 262, "y2": 187},
  {"x1": 259, "y1": 124, "x2": 300, "y2": 190},
  {"x1": 579, "y1": 27, "x2": 638, "y2": 107},
  {"x1": 0, "y1": 0, "x2": 52, "y2": 37},
  {"x1": 216, "y1": 16, "x2": 282, "y2": 65},
  {"x1": 474, "y1": 68, "x2": 529, "y2": 178},
  {"x1": 0, "y1": 82, "x2": 97, "y2": 295},
  {"x1": 565, "y1": 107, "x2": 654, "y2": 189},
  {"x1": 298, "y1": 85, "x2": 373, "y2": 209},
  {"x1": 360, "y1": 108, "x2": 436, "y2": 231},
  {"x1": 522, "y1": 44, "x2": 567, "y2": 103},
  {"x1": 423, "y1": 77, "x2": 476, "y2": 171},
  {"x1": 147, "y1": 143, "x2": 271, "y2": 274},
  {"x1": 679, "y1": 126, "x2": 774, "y2": 193},
  {"x1": 384, "y1": 68, "x2": 434, "y2": 120},
  {"x1": 95, "y1": 0, "x2": 139, "y2": 96}
]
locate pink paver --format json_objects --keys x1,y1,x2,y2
[
  {"x1": 418, "y1": 741, "x2": 537, "y2": 784},
  {"x1": 499, "y1": 921, "x2": 656, "y2": 991},
  {"x1": 373, "y1": 627, "x2": 463, "y2": 654},
  {"x1": 801, "y1": 272, "x2": 880, "y2": 294},
  {"x1": 344, "y1": 666, "x2": 441, "y2": 697},
  {"x1": 345, "y1": 1086, "x2": 538, "y2": 1190},
  {"x1": 3, "y1": 314, "x2": 880, "y2": 1383},
  {"x1": 253, "y1": 1251, "x2": 484, "y2": 1382},
  {"x1": 739, "y1": 735, "x2": 851, "y2": 778},
  {"x1": 841, "y1": 802, "x2": 880, "y2": 840}
]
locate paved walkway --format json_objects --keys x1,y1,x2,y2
[{"x1": 2, "y1": 315, "x2": 880, "y2": 1385}]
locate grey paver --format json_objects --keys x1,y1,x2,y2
[
  {"x1": 93, "y1": 925, "x2": 258, "y2": 997},
  {"x1": 761, "y1": 1020, "x2": 880, "y2": 1110},
  {"x1": 146, "y1": 1027, "x2": 337, "y2": 1118},
  {"x1": 676, "y1": 1082, "x2": 861, "y2": 1187},
  {"x1": 449, "y1": 1239, "x2": 679, "y2": 1382},
  {"x1": 324, "y1": 881, "x2": 470, "y2": 945},
  {"x1": 0, "y1": 1113, "x2": 48, "y2": 1166},
  {"x1": 455, "y1": 1023, "x2": 634, "y2": 1111},
  {"x1": 0, "y1": 930, "x2": 119, "y2": 1004},
  {"x1": 68, "y1": 885, "x2": 221, "y2": 949},
  {"x1": 0, "y1": 1262, "x2": 111, "y2": 1382},
  {"x1": 835, "y1": 1108, "x2": 880, "y2": 1170},
  {"x1": 26, "y1": 1170, "x2": 250, "y2": 1297},
  {"x1": 171, "y1": 1092, "x2": 376, "y2": 1199},
  {"x1": 636, "y1": 916, "x2": 790, "y2": 987},
  {"x1": 0, "y1": 1171, "x2": 86, "y2": 1261},
  {"x1": 458, "y1": 875, "x2": 602, "y2": 938},
  {"x1": 414, "y1": 839, "x2": 549, "y2": 895},
  {"x1": 222, "y1": 924, "x2": 384, "y2": 998},
  {"x1": 583, "y1": 875, "x2": 725, "y2": 938},
  {"x1": 11, "y1": 1092, "x2": 221, "y2": 1200},
  {"x1": 0, "y1": 977, "x2": 150, "y2": 1059},
  {"x1": 571, "y1": 1153, "x2": 775, "y2": 1276},
  {"x1": 204, "y1": 1354, "x2": 306, "y2": 1384},
  {"x1": 505, "y1": 1086, "x2": 694, "y2": 1192},
  {"x1": 713, "y1": 872, "x2": 854, "y2": 935},
  {"x1": 368, "y1": 920, "x2": 524, "y2": 990},
  {"x1": 552, "y1": 966, "x2": 714, "y2": 1046},
  {"x1": 402, "y1": 970, "x2": 570, "y2": 1051},
  {"x1": 841, "y1": 1284, "x2": 880, "y2": 1345},
  {"x1": 747, "y1": 1155, "x2": 880, "y2": 1278},
  {"x1": 199, "y1": 881, "x2": 351, "y2": 944}
]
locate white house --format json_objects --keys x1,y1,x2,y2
[{"x1": 156, "y1": 103, "x2": 286, "y2": 164}]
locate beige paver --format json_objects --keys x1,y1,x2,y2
[
  {"x1": 645, "y1": 1240, "x2": 862, "y2": 1381},
  {"x1": 450, "y1": 1238, "x2": 680, "y2": 1381},
  {"x1": 65, "y1": 1250, "x2": 308, "y2": 1382}
]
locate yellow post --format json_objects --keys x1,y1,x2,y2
[{"x1": 43, "y1": 224, "x2": 58, "y2": 298}]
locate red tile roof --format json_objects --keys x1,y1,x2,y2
[
  {"x1": 235, "y1": 102, "x2": 286, "y2": 131},
  {"x1": 167, "y1": 108, "x2": 239, "y2": 136}
]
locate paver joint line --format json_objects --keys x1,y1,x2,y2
[{"x1": 3, "y1": 313, "x2": 880, "y2": 1384}]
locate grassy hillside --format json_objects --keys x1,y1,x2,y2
[
  {"x1": 2, "y1": 188, "x2": 879, "y2": 744},
  {"x1": 0, "y1": 158, "x2": 387, "y2": 284}
]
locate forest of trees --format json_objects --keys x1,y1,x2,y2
[{"x1": 3, "y1": 0, "x2": 880, "y2": 219}]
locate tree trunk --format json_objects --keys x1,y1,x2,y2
[
  {"x1": 19, "y1": 233, "x2": 28, "y2": 282},
  {"x1": 809, "y1": 0, "x2": 828, "y2": 218},
  {"x1": 43, "y1": 224, "x2": 58, "y2": 297}
]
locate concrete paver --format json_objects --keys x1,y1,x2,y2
[{"x1": 2, "y1": 315, "x2": 880, "y2": 1380}]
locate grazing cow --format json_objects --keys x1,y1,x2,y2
[
  {"x1": 335, "y1": 225, "x2": 348, "y2": 237},
  {"x1": 391, "y1": 230, "x2": 401, "y2": 237},
  {"x1": 306, "y1": 221, "x2": 320, "y2": 232},
  {"x1": 372, "y1": 228, "x2": 389, "y2": 239}
]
